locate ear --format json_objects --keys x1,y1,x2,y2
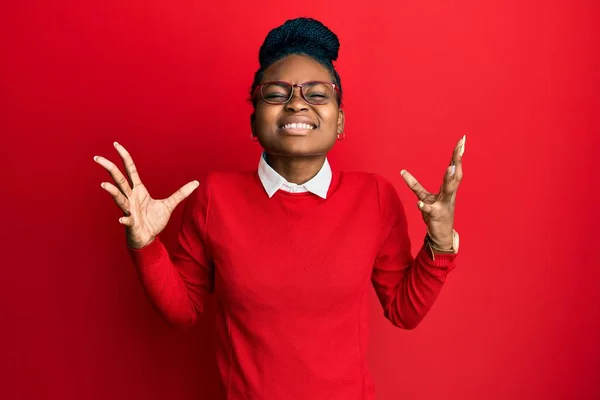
[
  {"x1": 336, "y1": 109, "x2": 345, "y2": 133},
  {"x1": 250, "y1": 112, "x2": 256, "y2": 136}
]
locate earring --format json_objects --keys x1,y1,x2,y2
[
  {"x1": 251, "y1": 134, "x2": 259, "y2": 142},
  {"x1": 337, "y1": 131, "x2": 345, "y2": 141}
]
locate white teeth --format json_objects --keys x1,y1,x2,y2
[{"x1": 282, "y1": 123, "x2": 314, "y2": 130}]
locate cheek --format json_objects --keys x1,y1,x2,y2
[
  {"x1": 317, "y1": 108, "x2": 340, "y2": 130},
  {"x1": 258, "y1": 104, "x2": 286, "y2": 122},
  {"x1": 254, "y1": 109, "x2": 277, "y2": 132}
]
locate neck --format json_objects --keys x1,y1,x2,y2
[{"x1": 265, "y1": 153, "x2": 326, "y2": 185}]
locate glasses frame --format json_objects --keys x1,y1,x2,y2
[{"x1": 253, "y1": 81, "x2": 340, "y2": 105}]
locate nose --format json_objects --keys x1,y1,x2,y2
[{"x1": 285, "y1": 87, "x2": 309, "y2": 112}]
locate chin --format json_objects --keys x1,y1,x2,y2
[
  {"x1": 258, "y1": 134, "x2": 336, "y2": 157},
  {"x1": 265, "y1": 144, "x2": 333, "y2": 157}
]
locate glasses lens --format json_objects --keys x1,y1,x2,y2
[
  {"x1": 261, "y1": 83, "x2": 292, "y2": 104},
  {"x1": 303, "y1": 82, "x2": 333, "y2": 105}
]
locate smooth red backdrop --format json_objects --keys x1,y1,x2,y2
[{"x1": 2, "y1": 0, "x2": 598, "y2": 399}]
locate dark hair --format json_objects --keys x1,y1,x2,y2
[{"x1": 249, "y1": 17, "x2": 343, "y2": 107}]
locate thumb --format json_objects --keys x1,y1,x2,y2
[
  {"x1": 417, "y1": 200, "x2": 434, "y2": 215},
  {"x1": 165, "y1": 180, "x2": 200, "y2": 211}
]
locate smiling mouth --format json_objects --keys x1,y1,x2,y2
[{"x1": 279, "y1": 122, "x2": 317, "y2": 131}]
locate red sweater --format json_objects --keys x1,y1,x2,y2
[{"x1": 127, "y1": 170, "x2": 457, "y2": 400}]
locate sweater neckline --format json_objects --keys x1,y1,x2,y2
[{"x1": 253, "y1": 170, "x2": 341, "y2": 199}]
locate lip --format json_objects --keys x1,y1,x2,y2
[{"x1": 278, "y1": 127, "x2": 314, "y2": 136}]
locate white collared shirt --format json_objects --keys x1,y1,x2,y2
[{"x1": 257, "y1": 152, "x2": 332, "y2": 199}]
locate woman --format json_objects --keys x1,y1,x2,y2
[{"x1": 94, "y1": 17, "x2": 465, "y2": 400}]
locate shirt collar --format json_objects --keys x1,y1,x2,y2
[{"x1": 257, "y1": 151, "x2": 332, "y2": 199}]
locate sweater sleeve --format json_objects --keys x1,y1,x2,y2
[
  {"x1": 371, "y1": 174, "x2": 457, "y2": 330},
  {"x1": 125, "y1": 173, "x2": 215, "y2": 329}
]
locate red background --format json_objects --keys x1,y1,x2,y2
[{"x1": 2, "y1": 0, "x2": 599, "y2": 399}]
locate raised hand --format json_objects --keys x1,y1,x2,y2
[
  {"x1": 94, "y1": 142, "x2": 200, "y2": 249},
  {"x1": 400, "y1": 135, "x2": 465, "y2": 250}
]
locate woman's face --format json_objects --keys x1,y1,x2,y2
[{"x1": 251, "y1": 54, "x2": 345, "y2": 157}]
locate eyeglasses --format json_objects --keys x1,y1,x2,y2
[{"x1": 253, "y1": 81, "x2": 339, "y2": 105}]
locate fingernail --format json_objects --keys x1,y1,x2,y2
[
  {"x1": 114, "y1": 141, "x2": 119, "y2": 147},
  {"x1": 400, "y1": 169, "x2": 407, "y2": 176},
  {"x1": 93, "y1": 156, "x2": 98, "y2": 162},
  {"x1": 450, "y1": 165, "x2": 456, "y2": 176},
  {"x1": 418, "y1": 201, "x2": 425, "y2": 209}
]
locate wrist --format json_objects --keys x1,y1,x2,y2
[
  {"x1": 424, "y1": 229, "x2": 459, "y2": 259},
  {"x1": 431, "y1": 244, "x2": 454, "y2": 253},
  {"x1": 427, "y1": 233, "x2": 453, "y2": 250}
]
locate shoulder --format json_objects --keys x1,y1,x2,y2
[
  {"x1": 199, "y1": 170, "x2": 258, "y2": 197},
  {"x1": 184, "y1": 170, "x2": 257, "y2": 212},
  {"x1": 339, "y1": 171, "x2": 397, "y2": 195},
  {"x1": 203, "y1": 170, "x2": 255, "y2": 185},
  {"x1": 344, "y1": 171, "x2": 404, "y2": 214}
]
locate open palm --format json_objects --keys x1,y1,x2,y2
[
  {"x1": 400, "y1": 135, "x2": 465, "y2": 249},
  {"x1": 94, "y1": 142, "x2": 199, "y2": 249}
]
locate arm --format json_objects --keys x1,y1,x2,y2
[
  {"x1": 126, "y1": 174, "x2": 214, "y2": 329},
  {"x1": 371, "y1": 174, "x2": 457, "y2": 330}
]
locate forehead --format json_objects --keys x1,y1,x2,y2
[{"x1": 262, "y1": 54, "x2": 331, "y2": 83}]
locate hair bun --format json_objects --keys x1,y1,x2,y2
[{"x1": 259, "y1": 17, "x2": 340, "y2": 67}]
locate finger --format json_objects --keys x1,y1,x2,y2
[
  {"x1": 449, "y1": 134, "x2": 466, "y2": 167},
  {"x1": 113, "y1": 142, "x2": 143, "y2": 188},
  {"x1": 417, "y1": 200, "x2": 435, "y2": 215},
  {"x1": 163, "y1": 180, "x2": 200, "y2": 212},
  {"x1": 400, "y1": 170, "x2": 432, "y2": 201},
  {"x1": 100, "y1": 181, "x2": 131, "y2": 214},
  {"x1": 118, "y1": 215, "x2": 135, "y2": 227},
  {"x1": 94, "y1": 155, "x2": 133, "y2": 197},
  {"x1": 442, "y1": 135, "x2": 465, "y2": 195},
  {"x1": 455, "y1": 134, "x2": 465, "y2": 180},
  {"x1": 441, "y1": 165, "x2": 458, "y2": 198},
  {"x1": 450, "y1": 135, "x2": 465, "y2": 181}
]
